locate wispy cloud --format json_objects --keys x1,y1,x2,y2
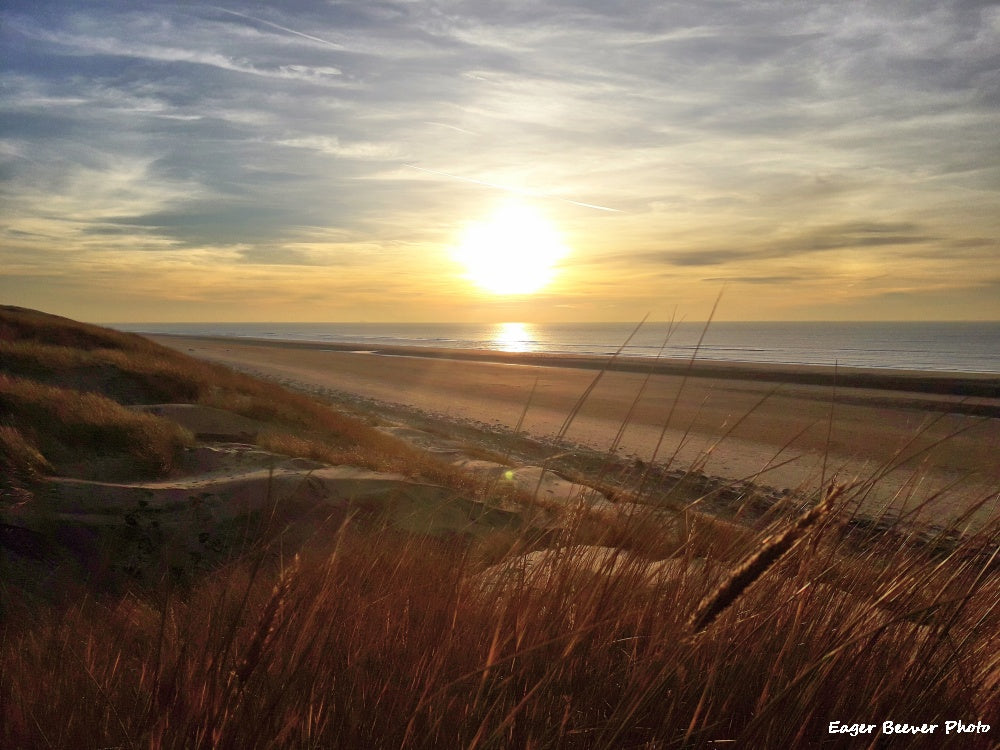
[
  {"x1": 402, "y1": 164, "x2": 622, "y2": 212},
  {"x1": 1, "y1": 0, "x2": 998, "y2": 320},
  {"x1": 636, "y1": 222, "x2": 941, "y2": 268},
  {"x1": 209, "y1": 6, "x2": 347, "y2": 50}
]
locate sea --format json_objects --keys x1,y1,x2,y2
[{"x1": 112, "y1": 321, "x2": 1000, "y2": 375}]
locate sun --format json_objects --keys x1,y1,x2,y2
[{"x1": 454, "y1": 202, "x2": 568, "y2": 295}]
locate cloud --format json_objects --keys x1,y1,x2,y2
[
  {"x1": 1, "y1": 0, "x2": 998, "y2": 320},
  {"x1": 234, "y1": 246, "x2": 329, "y2": 266},
  {"x1": 209, "y1": 6, "x2": 347, "y2": 51},
  {"x1": 233, "y1": 244, "x2": 391, "y2": 266},
  {"x1": 630, "y1": 222, "x2": 941, "y2": 268},
  {"x1": 701, "y1": 276, "x2": 805, "y2": 286}
]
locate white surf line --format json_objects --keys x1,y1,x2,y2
[{"x1": 402, "y1": 164, "x2": 623, "y2": 213}]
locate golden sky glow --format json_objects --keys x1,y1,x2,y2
[{"x1": 1, "y1": 2, "x2": 999, "y2": 322}]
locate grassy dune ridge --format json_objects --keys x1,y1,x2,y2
[
  {"x1": 1, "y1": 305, "x2": 998, "y2": 748},
  {"x1": 0, "y1": 306, "x2": 479, "y2": 487}
]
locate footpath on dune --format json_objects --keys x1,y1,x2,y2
[{"x1": 4, "y1": 401, "x2": 689, "y2": 594}]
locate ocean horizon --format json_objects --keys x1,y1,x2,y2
[{"x1": 113, "y1": 320, "x2": 1000, "y2": 374}]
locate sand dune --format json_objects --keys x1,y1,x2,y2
[
  {"x1": 131, "y1": 403, "x2": 263, "y2": 441},
  {"x1": 6, "y1": 403, "x2": 643, "y2": 591}
]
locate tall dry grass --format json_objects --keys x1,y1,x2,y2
[
  {"x1": 2, "y1": 487, "x2": 997, "y2": 748},
  {"x1": 0, "y1": 308, "x2": 488, "y2": 487},
  {"x1": 2, "y1": 307, "x2": 997, "y2": 747},
  {"x1": 0, "y1": 374, "x2": 194, "y2": 479}
]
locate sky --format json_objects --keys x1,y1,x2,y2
[{"x1": 2, "y1": 0, "x2": 999, "y2": 323}]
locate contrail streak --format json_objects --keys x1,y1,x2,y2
[
  {"x1": 402, "y1": 164, "x2": 623, "y2": 213},
  {"x1": 211, "y1": 7, "x2": 345, "y2": 50}
]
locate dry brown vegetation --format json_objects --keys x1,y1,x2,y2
[
  {"x1": 0, "y1": 306, "x2": 476, "y2": 488},
  {"x1": 4, "y1": 502, "x2": 997, "y2": 749},
  {"x1": 1, "y1": 305, "x2": 997, "y2": 748}
]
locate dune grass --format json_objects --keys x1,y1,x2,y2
[
  {"x1": 0, "y1": 307, "x2": 487, "y2": 489},
  {"x1": 1, "y1": 306, "x2": 997, "y2": 747},
  {"x1": 3, "y1": 488, "x2": 997, "y2": 749},
  {"x1": 0, "y1": 374, "x2": 194, "y2": 480}
]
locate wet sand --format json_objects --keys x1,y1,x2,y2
[{"x1": 150, "y1": 335, "x2": 1000, "y2": 522}]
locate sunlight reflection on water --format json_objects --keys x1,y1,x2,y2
[{"x1": 492, "y1": 322, "x2": 536, "y2": 353}]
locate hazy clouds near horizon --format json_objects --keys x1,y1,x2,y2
[{"x1": 2, "y1": 1, "x2": 998, "y2": 322}]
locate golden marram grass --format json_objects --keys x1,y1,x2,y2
[{"x1": 1, "y1": 305, "x2": 997, "y2": 748}]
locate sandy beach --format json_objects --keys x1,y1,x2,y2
[{"x1": 151, "y1": 334, "x2": 1000, "y2": 523}]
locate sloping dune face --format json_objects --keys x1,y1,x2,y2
[{"x1": 0, "y1": 307, "x2": 602, "y2": 592}]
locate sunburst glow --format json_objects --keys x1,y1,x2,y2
[
  {"x1": 492, "y1": 321, "x2": 536, "y2": 353},
  {"x1": 455, "y1": 202, "x2": 568, "y2": 295}
]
